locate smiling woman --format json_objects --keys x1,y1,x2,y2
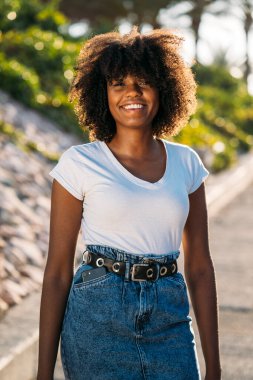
[
  {"x1": 37, "y1": 26, "x2": 221, "y2": 380},
  {"x1": 69, "y1": 26, "x2": 197, "y2": 142}
]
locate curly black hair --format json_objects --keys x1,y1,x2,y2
[{"x1": 69, "y1": 26, "x2": 197, "y2": 142}]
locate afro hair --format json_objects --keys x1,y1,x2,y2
[{"x1": 69, "y1": 26, "x2": 197, "y2": 142}]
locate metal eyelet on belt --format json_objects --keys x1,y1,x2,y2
[
  {"x1": 112, "y1": 262, "x2": 121, "y2": 272},
  {"x1": 160, "y1": 266, "x2": 168, "y2": 276},
  {"x1": 96, "y1": 257, "x2": 104, "y2": 267},
  {"x1": 146, "y1": 268, "x2": 154, "y2": 278}
]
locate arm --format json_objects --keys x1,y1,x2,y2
[
  {"x1": 37, "y1": 179, "x2": 83, "y2": 380},
  {"x1": 182, "y1": 183, "x2": 222, "y2": 380}
]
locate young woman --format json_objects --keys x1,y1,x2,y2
[{"x1": 37, "y1": 27, "x2": 221, "y2": 380}]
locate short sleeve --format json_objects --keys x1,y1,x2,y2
[
  {"x1": 187, "y1": 148, "x2": 209, "y2": 194},
  {"x1": 49, "y1": 147, "x2": 84, "y2": 200}
]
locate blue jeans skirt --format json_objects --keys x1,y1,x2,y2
[{"x1": 60, "y1": 245, "x2": 201, "y2": 380}]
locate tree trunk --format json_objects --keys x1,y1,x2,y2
[
  {"x1": 242, "y1": 1, "x2": 253, "y2": 86},
  {"x1": 192, "y1": 17, "x2": 201, "y2": 63},
  {"x1": 244, "y1": 31, "x2": 251, "y2": 84}
]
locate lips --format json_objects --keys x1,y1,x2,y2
[{"x1": 120, "y1": 103, "x2": 146, "y2": 111}]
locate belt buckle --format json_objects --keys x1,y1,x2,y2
[{"x1": 131, "y1": 263, "x2": 151, "y2": 281}]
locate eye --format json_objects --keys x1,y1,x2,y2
[
  {"x1": 111, "y1": 81, "x2": 125, "y2": 87},
  {"x1": 115, "y1": 83, "x2": 125, "y2": 87},
  {"x1": 138, "y1": 80, "x2": 151, "y2": 88}
]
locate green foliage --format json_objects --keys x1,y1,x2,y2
[
  {"x1": 0, "y1": 0, "x2": 67, "y2": 33},
  {"x1": 193, "y1": 61, "x2": 243, "y2": 92},
  {"x1": 0, "y1": 0, "x2": 89, "y2": 138},
  {"x1": 0, "y1": 52, "x2": 39, "y2": 106},
  {"x1": 173, "y1": 118, "x2": 238, "y2": 173},
  {"x1": 174, "y1": 63, "x2": 253, "y2": 172},
  {"x1": 212, "y1": 150, "x2": 236, "y2": 173},
  {"x1": 1, "y1": 27, "x2": 80, "y2": 93}
]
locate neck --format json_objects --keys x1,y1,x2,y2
[{"x1": 107, "y1": 130, "x2": 161, "y2": 158}]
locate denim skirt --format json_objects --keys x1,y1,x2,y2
[{"x1": 60, "y1": 245, "x2": 201, "y2": 380}]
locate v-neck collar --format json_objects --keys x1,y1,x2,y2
[{"x1": 99, "y1": 138, "x2": 170, "y2": 189}]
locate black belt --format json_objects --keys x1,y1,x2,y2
[{"x1": 82, "y1": 251, "x2": 178, "y2": 282}]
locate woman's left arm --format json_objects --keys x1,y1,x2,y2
[{"x1": 182, "y1": 183, "x2": 222, "y2": 380}]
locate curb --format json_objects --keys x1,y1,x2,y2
[
  {"x1": 206, "y1": 151, "x2": 253, "y2": 217},
  {"x1": 0, "y1": 292, "x2": 40, "y2": 380},
  {"x1": 0, "y1": 333, "x2": 38, "y2": 380},
  {"x1": 0, "y1": 150, "x2": 253, "y2": 380}
]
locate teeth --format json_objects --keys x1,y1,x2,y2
[{"x1": 123, "y1": 104, "x2": 144, "y2": 109}]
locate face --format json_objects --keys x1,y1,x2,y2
[{"x1": 106, "y1": 74, "x2": 159, "y2": 131}]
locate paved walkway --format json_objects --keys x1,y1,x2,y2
[
  {"x1": 54, "y1": 182, "x2": 253, "y2": 380},
  {"x1": 193, "y1": 181, "x2": 253, "y2": 379}
]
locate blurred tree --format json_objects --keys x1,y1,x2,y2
[
  {"x1": 0, "y1": 0, "x2": 67, "y2": 33},
  {"x1": 57, "y1": 0, "x2": 179, "y2": 34},
  {"x1": 1, "y1": 0, "x2": 252, "y2": 162},
  {"x1": 184, "y1": 0, "x2": 213, "y2": 60},
  {"x1": 164, "y1": 1, "x2": 228, "y2": 62},
  {"x1": 220, "y1": 0, "x2": 253, "y2": 89},
  {"x1": 123, "y1": 0, "x2": 175, "y2": 28},
  {"x1": 0, "y1": 0, "x2": 87, "y2": 136},
  {"x1": 211, "y1": 47, "x2": 230, "y2": 68},
  {"x1": 230, "y1": 0, "x2": 253, "y2": 84},
  {"x1": 241, "y1": 1, "x2": 253, "y2": 83},
  {"x1": 58, "y1": 0, "x2": 126, "y2": 34},
  {"x1": 192, "y1": 62, "x2": 242, "y2": 92}
]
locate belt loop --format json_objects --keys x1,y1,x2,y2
[
  {"x1": 82, "y1": 249, "x2": 88, "y2": 264},
  {"x1": 153, "y1": 263, "x2": 160, "y2": 281},
  {"x1": 124, "y1": 261, "x2": 131, "y2": 281},
  {"x1": 117, "y1": 252, "x2": 124, "y2": 261}
]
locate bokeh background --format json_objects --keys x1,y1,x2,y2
[
  {"x1": 0, "y1": 1, "x2": 253, "y2": 379},
  {"x1": 1, "y1": 0, "x2": 253, "y2": 171}
]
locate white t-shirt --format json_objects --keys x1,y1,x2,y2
[{"x1": 49, "y1": 139, "x2": 209, "y2": 255}]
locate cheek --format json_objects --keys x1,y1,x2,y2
[
  {"x1": 148, "y1": 89, "x2": 159, "y2": 111},
  {"x1": 107, "y1": 96, "x2": 115, "y2": 118},
  {"x1": 152, "y1": 96, "x2": 159, "y2": 115},
  {"x1": 107, "y1": 91, "x2": 118, "y2": 115}
]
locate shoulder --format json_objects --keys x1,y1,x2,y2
[
  {"x1": 162, "y1": 139, "x2": 209, "y2": 194},
  {"x1": 162, "y1": 139, "x2": 199, "y2": 161},
  {"x1": 65, "y1": 140, "x2": 101, "y2": 155},
  {"x1": 62, "y1": 140, "x2": 101, "y2": 162},
  {"x1": 49, "y1": 141, "x2": 102, "y2": 199}
]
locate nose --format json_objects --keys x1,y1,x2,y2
[{"x1": 125, "y1": 83, "x2": 143, "y2": 97}]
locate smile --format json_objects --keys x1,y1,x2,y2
[{"x1": 121, "y1": 103, "x2": 145, "y2": 110}]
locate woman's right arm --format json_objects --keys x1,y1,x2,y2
[{"x1": 37, "y1": 179, "x2": 83, "y2": 380}]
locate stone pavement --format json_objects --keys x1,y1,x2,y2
[
  {"x1": 0, "y1": 90, "x2": 82, "y2": 317},
  {"x1": 53, "y1": 182, "x2": 253, "y2": 380}
]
